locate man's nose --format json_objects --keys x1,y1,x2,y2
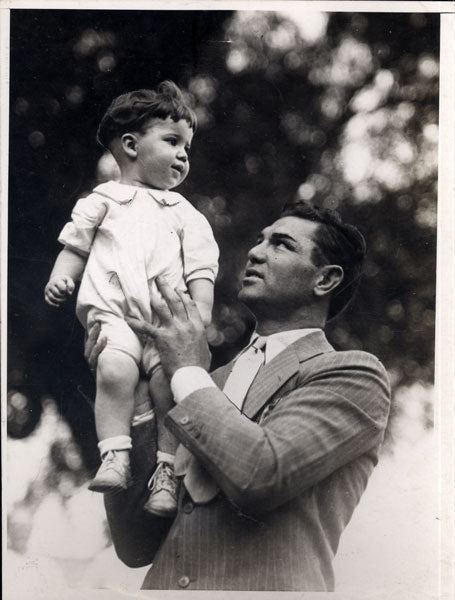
[{"x1": 248, "y1": 241, "x2": 266, "y2": 262}]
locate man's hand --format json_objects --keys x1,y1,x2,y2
[
  {"x1": 127, "y1": 276, "x2": 211, "y2": 380},
  {"x1": 44, "y1": 276, "x2": 75, "y2": 307},
  {"x1": 84, "y1": 322, "x2": 108, "y2": 373}
]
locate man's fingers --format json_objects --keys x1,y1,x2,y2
[
  {"x1": 84, "y1": 323, "x2": 108, "y2": 371},
  {"x1": 84, "y1": 322, "x2": 101, "y2": 361},
  {"x1": 155, "y1": 276, "x2": 187, "y2": 319},
  {"x1": 88, "y1": 336, "x2": 107, "y2": 371},
  {"x1": 149, "y1": 294, "x2": 172, "y2": 324},
  {"x1": 175, "y1": 289, "x2": 204, "y2": 324},
  {"x1": 126, "y1": 317, "x2": 157, "y2": 338}
]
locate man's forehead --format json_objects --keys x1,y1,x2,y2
[{"x1": 260, "y1": 216, "x2": 320, "y2": 240}]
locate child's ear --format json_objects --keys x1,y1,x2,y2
[{"x1": 121, "y1": 133, "x2": 138, "y2": 158}]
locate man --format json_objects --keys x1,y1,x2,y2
[{"x1": 86, "y1": 202, "x2": 391, "y2": 591}]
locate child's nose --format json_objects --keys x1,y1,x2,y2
[{"x1": 177, "y1": 148, "x2": 188, "y2": 161}]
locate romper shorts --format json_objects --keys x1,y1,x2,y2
[{"x1": 87, "y1": 310, "x2": 161, "y2": 376}]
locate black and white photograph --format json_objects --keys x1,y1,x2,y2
[{"x1": 2, "y1": 2, "x2": 453, "y2": 598}]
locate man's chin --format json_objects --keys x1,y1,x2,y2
[{"x1": 238, "y1": 285, "x2": 261, "y2": 304}]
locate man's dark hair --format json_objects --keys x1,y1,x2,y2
[
  {"x1": 97, "y1": 80, "x2": 197, "y2": 149},
  {"x1": 281, "y1": 201, "x2": 366, "y2": 320}
]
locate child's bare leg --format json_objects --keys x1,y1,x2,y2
[
  {"x1": 89, "y1": 350, "x2": 139, "y2": 493},
  {"x1": 144, "y1": 365, "x2": 178, "y2": 517},
  {"x1": 149, "y1": 365, "x2": 178, "y2": 459}
]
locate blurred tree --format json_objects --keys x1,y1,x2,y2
[{"x1": 8, "y1": 10, "x2": 438, "y2": 468}]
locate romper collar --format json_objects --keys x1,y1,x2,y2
[{"x1": 93, "y1": 180, "x2": 181, "y2": 206}]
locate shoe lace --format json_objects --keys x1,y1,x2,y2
[
  {"x1": 149, "y1": 462, "x2": 176, "y2": 495},
  {"x1": 103, "y1": 450, "x2": 116, "y2": 464}
]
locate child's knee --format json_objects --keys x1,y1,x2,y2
[{"x1": 97, "y1": 351, "x2": 138, "y2": 388}]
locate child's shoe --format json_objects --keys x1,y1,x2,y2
[
  {"x1": 88, "y1": 450, "x2": 132, "y2": 493},
  {"x1": 143, "y1": 461, "x2": 178, "y2": 517}
]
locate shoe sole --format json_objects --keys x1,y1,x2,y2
[
  {"x1": 143, "y1": 504, "x2": 177, "y2": 518},
  {"x1": 88, "y1": 481, "x2": 132, "y2": 493}
]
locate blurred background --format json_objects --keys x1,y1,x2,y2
[{"x1": 6, "y1": 8, "x2": 439, "y2": 595}]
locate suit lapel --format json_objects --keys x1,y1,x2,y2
[
  {"x1": 242, "y1": 330, "x2": 334, "y2": 420},
  {"x1": 211, "y1": 363, "x2": 233, "y2": 389}
]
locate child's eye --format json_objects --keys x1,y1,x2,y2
[{"x1": 166, "y1": 138, "x2": 177, "y2": 146}]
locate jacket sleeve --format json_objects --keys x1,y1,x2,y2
[
  {"x1": 58, "y1": 193, "x2": 108, "y2": 256},
  {"x1": 103, "y1": 410, "x2": 173, "y2": 567},
  {"x1": 165, "y1": 351, "x2": 391, "y2": 515}
]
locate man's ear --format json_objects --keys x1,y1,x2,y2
[
  {"x1": 314, "y1": 265, "x2": 344, "y2": 297},
  {"x1": 121, "y1": 133, "x2": 139, "y2": 158}
]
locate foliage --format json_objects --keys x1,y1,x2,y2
[{"x1": 8, "y1": 10, "x2": 438, "y2": 467}]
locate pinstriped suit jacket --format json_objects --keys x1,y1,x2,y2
[{"x1": 105, "y1": 330, "x2": 391, "y2": 591}]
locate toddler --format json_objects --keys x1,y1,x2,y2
[{"x1": 45, "y1": 82, "x2": 219, "y2": 517}]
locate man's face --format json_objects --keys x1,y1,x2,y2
[{"x1": 238, "y1": 216, "x2": 322, "y2": 313}]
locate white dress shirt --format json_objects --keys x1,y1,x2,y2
[{"x1": 171, "y1": 328, "x2": 321, "y2": 406}]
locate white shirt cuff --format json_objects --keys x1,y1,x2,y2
[
  {"x1": 185, "y1": 268, "x2": 216, "y2": 283},
  {"x1": 170, "y1": 366, "x2": 217, "y2": 403}
]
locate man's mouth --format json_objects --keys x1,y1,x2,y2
[{"x1": 243, "y1": 267, "x2": 263, "y2": 280}]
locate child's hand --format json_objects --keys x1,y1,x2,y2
[{"x1": 44, "y1": 276, "x2": 75, "y2": 307}]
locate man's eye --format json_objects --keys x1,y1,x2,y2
[{"x1": 276, "y1": 240, "x2": 292, "y2": 250}]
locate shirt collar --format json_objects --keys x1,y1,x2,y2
[
  {"x1": 250, "y1": 328, "x2": 322, "y2": 364},
  {"x1": 93, "y1": 180, "x2": 181, "y2": 206}
]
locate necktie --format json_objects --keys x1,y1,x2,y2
[
  {"x1": 175, "y1": 336, "x2": 267, "y2": 504},
  {"x1": 222, "y1": 336, "x2": 267, "y2": 410}
]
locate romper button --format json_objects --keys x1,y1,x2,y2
[
  {"x1": 183, "y1": 501, "x2": 194, "y2": 514},
  {"x1": 180, "y1": 416, "x2": 189, "y2": 425},
  {"x1": 178, "y1": 575, "x2": 190, "y2": 588}
]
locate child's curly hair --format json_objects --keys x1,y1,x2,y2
[{"x1": 97, "y1": 81, "x2": 197, "y2": 149}]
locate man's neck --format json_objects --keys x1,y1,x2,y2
[{"x1": 255, "y1": 312, "x2": 326, "y2": 336}]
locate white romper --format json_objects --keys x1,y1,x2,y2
[{"x1": 58, "y1": 180, "x2": 219, "y2": 373}]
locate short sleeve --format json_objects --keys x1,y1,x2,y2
[
  {"x1": 58, "y1": 193, "x2": 108, "y2": 256},
  {"x1": 180, "y1": 204, "x2": 219, "y2": 283}
]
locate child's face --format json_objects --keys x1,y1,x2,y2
[{"x1": 133, "y1": 117, "x2": 193, "y2": 190}]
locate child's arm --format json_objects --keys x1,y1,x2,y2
[
  {"x1": 187, "y1": 278, "x2": 214, "y2": 326},
  {"x1": 44, "y1": 247, "x2": 87, "y2": 307}
]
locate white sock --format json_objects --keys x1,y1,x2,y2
[
  {"x1": 98, "y1": 435, "x2": 132, "y2": 458},
  {"x1": 156, "y1": 451, "x2": 175, "y2": 466}
]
